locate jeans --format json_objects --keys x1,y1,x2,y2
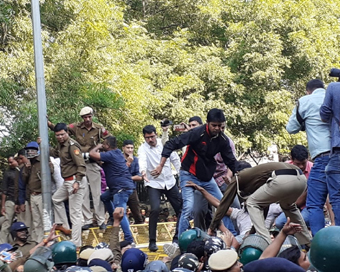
[
  {"x1": 147, "y1": 185, "x2": 182, "y2": 243},
  {"x1": 306, "y1": 155, "x2": 329, "y2": 235},
  {"x1": 113, "y1": 189, "x2": 134, "y2": 242},
  {"x1": 100, "y1": 190, "x2": 114, "y2": 220},
  {"x1": 179, "y1": 170, "x2": 237, "y2": 236},
  {"x1": 275, "y1": 208, "x2": 310, "y2": 229},
  {"x1": 325, "y1": 152, "x2": 340, "y2": 225}
]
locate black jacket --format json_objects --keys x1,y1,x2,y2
[{"x1": 162, "y1": 124, "x2": 236, "y2": 181}]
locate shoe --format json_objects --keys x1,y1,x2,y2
[
  {"x1": 164, "y1": 242, "x2": 179, "y2": 258},
  {"x1": 148, "y1": 241, "x2": 158, "y2": 252},
  {"x1": 55, "y1": 225, "x2": 71, "y2": 236},
  {"x1": 99, "y1": 223, "x2": 107, "y2": 230},
  {"x1": 82, "y1": 224, "x2": 94, "y2": 230}
]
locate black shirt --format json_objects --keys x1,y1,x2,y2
[
  {"x1": 2, "y1": 167, "x2": 19, "y2": 202},
  {"x1": 162, "y1": 124, "x2": 236, "y2": 181}
]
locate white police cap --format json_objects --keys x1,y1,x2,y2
[{"x1": 79, "y1": 107, "x2": 93, "y2": 117}]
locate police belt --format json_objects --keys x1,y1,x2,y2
[
  {"x1": 274, "y1": 169, "x2": 303, "y2": 176},
  {"x1": 64, "y1": 175, "x2": 76, "y2": 181}
]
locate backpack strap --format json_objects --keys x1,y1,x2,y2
[{"x1": 296, "y1": 100, "x2": 306, "y2": 131}]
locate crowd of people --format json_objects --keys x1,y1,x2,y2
[{"x1": 0, "y1": 77, "x2": 340, "y2": 271}]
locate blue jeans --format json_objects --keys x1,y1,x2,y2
[
  {"x1": 179, "y1": 170, "x2": 237, "y2": 236},
  {"x1": 326, "y1": 152, "x2": 340, "y2": 225},
  {"x1": 100, "y1": 190, "x2": 114, "y2": 220},
  {"x1": 306, "y1": 155, "x2": 329, "y2": 235},
  {"x1": 113, "y1": 189, "x2": 134, "y2": 242},
  {"x1": 275, "y1": 208, "x2": 310, "y2": 229}
]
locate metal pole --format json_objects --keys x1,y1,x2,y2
[{"x1": 31, "y1": 0, "x2": 52, "y2": 236}]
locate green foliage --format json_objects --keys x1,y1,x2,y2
[{"x1": 1, "y1": 0, "x2": 340, "y2": 157}]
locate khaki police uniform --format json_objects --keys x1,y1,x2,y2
[
  {"x1": 0, "y1": 167, "x2": 19, "y2": 244},
  {"x1": 211, "y1": 162, "x2": 311, "y2": 245},
  {"x1": 49, "y1": 121, "x2": 109, "y2": 227},
  {"x1": 51, "y1": 138, "x2": 86, "y2": 247},
  {"x1": 21, "y1": 155, "x2": 54, "y2": 242}
]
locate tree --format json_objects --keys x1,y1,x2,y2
[{"x1": 1, "y1": 0, "x2": 340, "y2": 157}]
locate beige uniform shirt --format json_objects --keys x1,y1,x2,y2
[
  {"x1": 50, "y1": 138, "x2": 86, "y2": 182},
  {"x1": 22, "y1": 155, "x2": 54, "y2": 193},
  {"x1": 49, "y1": 121, "x2": 110, "y2": 152}
]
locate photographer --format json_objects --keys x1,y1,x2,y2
[{"x1": 286, "y1": 79, "x2": 332, "y2": 236}]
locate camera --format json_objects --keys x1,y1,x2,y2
[
  {"x1": 329, "y1": 68, "x2": 340, "y2": 78},
  {"x1": 173, "y1": 124, "x2": 186, "y2": 131},
  {"x1": 160, "y1": 119, "x2": 173, "y2": 127}
]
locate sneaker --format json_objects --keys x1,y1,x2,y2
[
  {"x1": 99, "y1": 222, "x2": 107, "y2": 230},
  {"x1": 164, "y1": 242, "x2": 179, "y2": 258}
]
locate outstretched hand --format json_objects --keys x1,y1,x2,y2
[
  {"x1": 221, "y1": 230, "x2": 234, "y2": 248},
  {"x1": 185, "y1": 181, "x2": 203, "y2": 192},
  {"x1": 282, "y1": 217, "x2": 302, "y2": 236},
  {"x1": 207, "y1": 228, "x2": 216, "y2": 236},
  {"x1": 113, "y1": 207, "x2": 124, "y2": 226},
  {"x1": 46, "y1": 224, "x2": 60, "y2": 242},
  {"x1": 151, "y1": 165, "x2": 163, "y2": 178}
]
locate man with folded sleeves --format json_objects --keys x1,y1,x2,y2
[
  {"x1": 50, "y1": 123, "x2": 86, "y2": 247},
  {"x1": 210, "y1": 162, "x2": 312, "y2": 246},
  {"x1": 48, "y1": 106, "x2": 109, "y2": 230}
]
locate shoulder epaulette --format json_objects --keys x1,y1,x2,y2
[{"x1": 93, "y1": 123, "x2": 103, "y2": 129}]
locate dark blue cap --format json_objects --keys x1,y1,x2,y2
[
  {"x1": 25, "y1": 141, "x2": 39, "y2": 150},
  {"x1": 0, "y1": 243, "x2": 17, "y2": 252},
  {"x1": 10, "y1": 221, "x2": 29, "y2": 232},
  {"x1": 121, "y1": 248, "x2": 147, "y2": 272}
]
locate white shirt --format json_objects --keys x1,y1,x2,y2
[
  {"x1": 50, "y1": 157, "x2": 64, "y2": 193},
  {"x1": 138, "y1": 138, "x2": 180, "y2": 190}
]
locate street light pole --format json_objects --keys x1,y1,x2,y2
[{"x1": 31, "y1": 0, "x2": 52, "y2": 235}]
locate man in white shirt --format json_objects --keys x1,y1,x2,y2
[{"x1": 138, "y1": 125, "x2": 182, "y2": 252}]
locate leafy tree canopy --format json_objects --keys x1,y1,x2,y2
[{"x1": 1, "y1": 0, "x2": 340, "y2": 158}]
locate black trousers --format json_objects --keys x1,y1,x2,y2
[
  {"x1": 147, "y1": 185, "x2": 182, "y2": 242},
  {"x1": 127, "y1": 190, "x2": 144, "y2": 224}
]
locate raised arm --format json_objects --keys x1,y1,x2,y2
[{"x1": 260, "y1": 217, "x2": 302, "y2": 259}]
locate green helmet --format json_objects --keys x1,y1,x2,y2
[
  {"x1": 179, "y1": 228, "x2": 210, "y2": 253},
  {"x1": 24, "y1": 259, "x2": 49, "y2": 272},
  {"x1": 24, "y1": 246, "x2": 54, "y2": 272},
  {"x1": 239, "y1": 234, "x2": 269, "y2": 265},
  {"x1": 239, "y1": 247, "x2": 263, "y2": 265},
  {"x1": 310, "y1": 226, "x2": 340, "y2": 272},
  {"x1": 52, "y1": 241, "x2": 77, "y2": 265}
]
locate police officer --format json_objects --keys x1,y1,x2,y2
[
  {"x1": 21, "y1": 141, "x2": 54, "y2": 243},
  {"x1": 50, "y1": 123, "x2": 86, "y2": 247},
  {"x1": 48, "y1": 107, "x2": 110, "y2": 230},
  {"x1": 0, "y1": 156, "x2": 20, "y2": 244}
]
